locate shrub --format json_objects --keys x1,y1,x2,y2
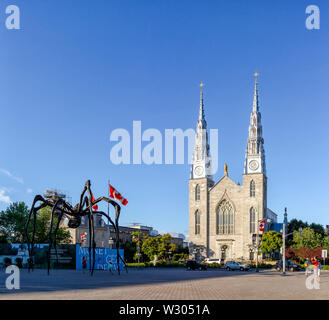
[
  {"x1": 206, "y1": 263, "x2": 223, "y2": 268},
  {"x1": 126, "y1": 261, "x2": 186, "y2": 268},
  {"x1": 126, "y1": 263, "x2": 146, "y2": 268},
  {"x1": 249, "y1": 263, "x2": 274, "y2": 269}
]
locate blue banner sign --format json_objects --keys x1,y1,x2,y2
[{"x1": 76, "y1": 245, "x2": 124, "y2": 271}]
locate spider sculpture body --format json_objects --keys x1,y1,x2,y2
[{"x1": 25, "y1": 180, "x2": 127, "y2": 275}]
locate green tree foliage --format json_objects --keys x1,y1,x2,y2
[
  {"x1": 141, "y1": 234, "x2": 176, "y2": 261},
  {"x1": 0, "y1": 202, "x2": 29, "y2": 243},
  {"x1": 260, "y1": 231, "x2": 282, "y2": 258},
  {"x1": 291, "y1": 227, "x2": 324, "y2": 249},
  {"x1": 32, "y1": 207, "x2": 72, "y2": 244},
  {"x1": 0, "y1": 202, "x2": 72, "y2": 244},
  {"x1": 287, "y1": 219, "x2": 326, "y2": 246}
]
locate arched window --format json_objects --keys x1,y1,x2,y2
[
  {"x1": 216, "y1": 200, "x2": 234, "y2": 235},
  {"x1": 250, "y1": 207, "x2": 256, "y2": 233},
  {"x1": 252, "y1": 142, "x2": 256, "y2": 154},
  {"x1": 195, "y1": 211, "x2": 200, "y2": 235},
  {"x1": 250, "y1": 180, "x2": 255, "y2": 197},
  {"x1": 195, "y1": 185, "x2": 200, "y2": 201}
]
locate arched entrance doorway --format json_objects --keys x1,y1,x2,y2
[{"x1": 220, "y1": 245, "x2": 228, "y2": 264}]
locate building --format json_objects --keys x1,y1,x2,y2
[
  {"x1": 68, "y1": 219, "x2": 182, "y2": 249},
  {"x1": 189, "y1": 75, "x2": 278, "y2": 263},
  {"x1": 68, "y1": 217, "x2": 154, "y2": 248}
]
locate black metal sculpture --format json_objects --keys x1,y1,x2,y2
[{"x1": 25, "y1": 180, "x2": 127, "y2": 275}]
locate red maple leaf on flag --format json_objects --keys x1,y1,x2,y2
[
  {"x1": 109, "y1": 184, "x2": 128, "y2": 206},
  {"x1": 91, "y1": 192, "x2": 98, "y2": 211}
]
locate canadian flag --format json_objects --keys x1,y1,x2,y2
[
  {"x1": 109, "y1": 184, "x2": 128, "y2": 206},
  {"x1": 80, "y1": 232, "x2": 87, "y2": 243},
  {"x1": 259, "y1": 219, "x2": 265, "y2": 232},
  {"x1": 91, "y1": 192, "x2": 99, "y2": 211}
]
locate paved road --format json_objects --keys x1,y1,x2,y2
[{"x1": 0, "y1": 268, "x2": 328, "y2": 300}]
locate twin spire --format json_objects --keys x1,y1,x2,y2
[
  {"x1": 193, "y1": 73, "x2": 266, "y2": 179},
  {"x1": 199, "y1": 82, "x2": 205, "y2": 120},
  {"x1": 198, "y1": 81, "x2": 207, "y2": 128},
  {"x1": 253, "y1": 72, "x2": 259, "y2": 112}
]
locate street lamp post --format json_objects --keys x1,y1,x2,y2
[
  {"x1": 282, "y1": 221, "x2": 286, "y2": 275},
  {"x1": 280, "y1": 207, "x2": 302, "y2": 276}
]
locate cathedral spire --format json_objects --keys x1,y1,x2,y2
[
  {"x1": 191, "y1": 82, "x2": 213, "y2": 181},
  {"x1": 199, "y1": 82, "x2": 205, "y2": 123},
  {"x1": 244, "y1": 73, "x2": 266, "y2": 175},
  {"x1": 253, "y1": 72, "x2": 259, "y2": 112}
]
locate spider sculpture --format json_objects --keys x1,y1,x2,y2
[{"x1": 25, "y1": 180, "x2": 127, "y2": 275}]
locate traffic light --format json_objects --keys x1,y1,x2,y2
[{"x1": 299, "y1": 228, "x2": 303, "y2": 237}]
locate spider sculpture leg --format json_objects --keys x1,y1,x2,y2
[
  {"x1": 90, "y1": 210, "x2": 96, "y2": 276},
  {"x1": 90, "y1": 196, "x2": 128, "y2": 274},
  {"x1": 115, "y1": 220, "x2": 121, "y2": 275},
  {"x1": 47, "y1": 203, "x2": 57, "y2": 275},
  {"x1": 53, "y1": 211, "x2": 63, "y2": 267},
  {"x1": 47, "y1": 199, "x2": 66, "y2": 275},
  {"x1": 96, "y1": 211, "x2": 128, "y2": 274},
  {"x1": 88, "y1": 210, "x2": 92, "y2": 274},
  {"x1": 85, "y1": 186, "x2": 97, "y2": 276},
  {"x1": 25, "y1": 195, "x2": 49, "y2": 272}
]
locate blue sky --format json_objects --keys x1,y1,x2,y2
[{"x1": 0, "y1": 0, "x2": 328, "y2": 235}]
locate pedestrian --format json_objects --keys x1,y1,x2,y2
[
  {"x1": 108, "y1": 261, "x2": 114, "y2": 275},
  {"x1": 27, "y1": 257, "x2": 34, "y2": 272},
  {"x1": 317, "y1": 257, "x2": 321, "y2": 281},
  {"x1": 82, "y1": 256, "x2": 87, "y2": 274},
  {"x1": 311, "y1": 256, "x2": 319, "y2": 281}
]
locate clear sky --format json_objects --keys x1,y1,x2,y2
[{"x1": 0, "y1": 0, "x2": 328, "y2": 236}]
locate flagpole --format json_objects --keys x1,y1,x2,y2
[{"x1": 107, "y1": 179, "x2": 110, "y2": 249}]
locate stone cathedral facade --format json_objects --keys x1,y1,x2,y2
[{"x1": 189, "y1": 75, "x2": 277, "y2": 262}]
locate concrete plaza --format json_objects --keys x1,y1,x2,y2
[{"x1": 0, "y1": 268, "x2": 328, "y2": 300}]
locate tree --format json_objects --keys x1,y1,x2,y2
[
  {"x1": 287, "y1": 219, "x2": 308, "y2": 246},
  {"x1": 287, "y1": 219, "x2": 326, "y2": 246},
  {"x1": 141, "y1": 236, "x2": 159, "y2": 261},
  {"x1": 141, "y1": 234, "x2": 176, "y2": 261},
  {"x1": 291, "y1": 227, "x2": 324, "y2": 249},
  {"x1": 260, "y1": 231, "x2": 282, "y2": 259},
  {"x1": 31, "y1": 207, "x2": 72, "y2": 244},
  {"x1": 0, "y1": 202, "x2": 29, "y2": 243}
]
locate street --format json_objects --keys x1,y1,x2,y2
[{"x1": 0, "y1": 268, "x2": 328, "y2": 300}]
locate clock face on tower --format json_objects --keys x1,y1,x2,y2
[
  {"x1": 194, "y1": 166, "x2": 204, "y2": 176},
  {"x1": 249, "y1": 160, "x2": 259, "y2": 171}
]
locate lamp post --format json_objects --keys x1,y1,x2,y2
[
  {"x1": 280, "y1": 207, "x2": 301, "y2": 276},
  {"x1": 282, "y1": 220, "x2": 286, "y2": 275}
]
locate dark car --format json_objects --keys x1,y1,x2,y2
[
  {"x1": 275, "y1": 260, "x2": 302, "y2": 272},
  {"x1": 186, "y1": 260, "x2": 207, "y2": 271}
]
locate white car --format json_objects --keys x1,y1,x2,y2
[
  {"x1": 204, "y1": 258, "x2": 221, "y2": 264},
  {"x1": 225, "y1": 261, "x2": 250, "y2": 271}
]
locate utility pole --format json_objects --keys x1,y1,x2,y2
[{"x1": 282, "y1": 207, "x2": 287, "y2": 276}]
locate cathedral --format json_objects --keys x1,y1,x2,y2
[{"x1": 188, "y1": 74, "x2": 278, "y2": 262}]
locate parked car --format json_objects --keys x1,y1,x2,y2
[
  {"x1": 204, "y1": 258, "x2": 221, "y2": 265},
  {"x1": 275, "y1": 260, "x2": 302, "y2": 272},
  {"x1": 186, "y1": 260, "x2": 207, "y2": 271},
  {"x1": 225, "y1": 261, "x2": 250, "y2": 271}
]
